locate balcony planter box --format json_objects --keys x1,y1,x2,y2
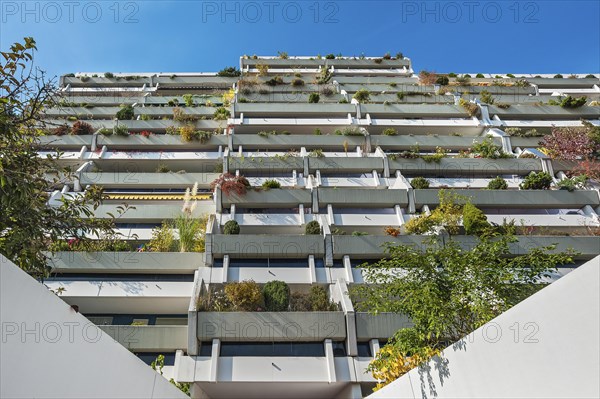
[
  {"x1": 44, "y1": 119, "x2": 222, "y2": 132},
  {"x1": 388, "y1": 158, "x2": 542, "y2": 175},
  {"x1": 372, "y1": 135, "x2": 499, "y2": 151},
  {"x1": 97, "y1": 134, "x2": 228, "y2": 150},
  {"x1": 197, "y1": 311, "x2": 346, "y2": 341},
  {"x1": 361, "y1": 104, "x2": 467, "y2": 118},
  {"x1": 62, "y1": 76, "x2": 152, "y2": 87},
  {"x1": 222, "y1": 188, "x2": 311, "y2": 207},
  {"x1": 333, "y1": 235, "x2": 430, "y2": 256},
  {"x1": 355, "y1": 312, "x2": 413, "y2": 340},
  {"x1": 153, "y1": 76, "x2": 238, "y2": 87},
  {"x1": 308, "y1": 157, "x2": 384, "y2": 173},
  {"x1": 233, "y1": 134, "x2": 365, "y2": 149},
  {"x1": 235, "y1": 103, "x2": 355, "y2": 118},
  {"x1": 99, "y1": 325, "x2": 187, "y2": 351},
  {"x1": 211, "y1": 234, "x2": 325, "y2": 257},
  {"x1": 50, "y1": 252, "x2": 204, "y2": 273},
  {"x1": 509, "y1": 137, "x2": 545, "y2": 148},
  {"x1": 487, "y1": 104, "x2": 600, "y2": 120},
  {"x1": 228, "y1": 156, "x2": 304, "y2": 172},
  {"x1": 551, "y1": 160, "x2": 580, "y2": 173},
  {"x1": 413, "y1": 189, "x2": 600, "y2": 208},
  {"x1": 528, "y1": 77, "x2": 600, "y2": 88},
  {"x1": 90, "y1": 203, "x2": 214, "y2": 223},
  {"x1": 80, "y1": 172, "x2": 220, "y2": 189},
  {"x1": 38, "y1": 135, "x2": 93, "y2": 149},
  {"x1": 317, "y1": 188, "x2": 408, "y2": 207}
]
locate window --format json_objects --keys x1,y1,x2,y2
[
  {"x1": 136, "y1": 352, "x2": 175, "y2": 366},
  {"x1": 220, "y1": 342, "x2": 325, "y2": 357},
  {"x1": 357, "y1": 342, "x2": 372, "y2": 357},
  {"x1": 332, "y1": 341, "x2": 347, "y2": 357},
  {"x1": 45, "y1": 273, "x2": 194, "y2": 282},
  {"x1": 228, "y1": 258, "x2": 308, "y2": 268}
]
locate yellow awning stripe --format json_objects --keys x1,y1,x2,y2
[{"x1": 105, "y1": 194, "x2": 212, "y2": 201}]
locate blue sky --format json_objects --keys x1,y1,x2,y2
[{"x1": 1, "y1": 0, "x2": 599, "y2": 80}]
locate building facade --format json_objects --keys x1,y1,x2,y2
[{"x1": 39, "y1": 55, "x2": 600, "y2": 398}]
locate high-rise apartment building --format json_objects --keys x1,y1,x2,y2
[{"x1": 37, "y1": 55, "x2": 600, "y2": 398}]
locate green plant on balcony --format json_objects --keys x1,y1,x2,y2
[
  {"x1": 520, "y1": 172, "x2": 553, "y2": 190},
  {"x1": 308, "y1": 149, "x2": 325, "y2": 158},
  {"x1": 308, "y1": 93, "x2": 320, "y2": 103},
  {"x1": 504, "y1": 127, "x2": 542, "y2": 137},
  {"x1": 308, "y1": 285, "x2": 338, "y2": 311},
  {"x1": 277, "y1": 51, "x2": 289, "y2": 59},
  {"x1": 256, "y1": 64, "x2": 269, "y2": 76},
  {"x1": 462, "y1": 202, "x2": 490, "y2": 235},
  {"x1": 176, "y1": 183, "x2": 207, "y2": 252},
  {"x1": 476, "y1": 73, "x2": 485, "y2": 78},
  {"x1": 421, "y1": 147, "x2": 447, "y2": 163},
  {"x1": 291, "y1": 78, "x2": 305, "y2": 87},
  {"x1": 559, "y1": 96, "x2": 588, "y2": 108},
  {"x1": 217, "y1": 66, "x2": 241, "y2": 77},
  {"x1": 405, "y1": 190, "x2": 465, "y2": 235},
  {"x1": 262, "y1": 179, "x2": 281, "y2": 189},
  {"x1": 353, "y1": 89, "x2": 371, "y2": 103},
  {"x1": 471, "y1": 137, "x2": 512, "y2": 159},
  {"x1": 263, "y1": 280, "x2": 290, "y2": 311},
  {"x1": 335, "y1": 126, "x2": 363, "y2": 136},
  {"x1": 305, "y1": 220, "x2": 321, "y2": 235},
  {"x1": 325, "y1": 53, "x2": 335, "y2": 59},
  {"x1": 148, "y1": 221, "x2": 176, "y2": 252},
  {"x1": 104, "y1": 72, "x2": 114, "y2": 78},
  {"x1": 554, "y1": 74, "x2": 563, "y2": 78},
  {"x1": 116, "y1": 104, "x2": 134, "y2": 120},
  {"x1": 480, "y1": 90, "x2": 494, "y2": 105},
  {"x1": 459, "y1": 98, "x2": 480, "y2": 117},
  {"x1": 435, "y1": 76, "x2": 449, "y2": 85},
  {"x1": 213, "y1": 107, "x2": 230, "y2": 120},
  {"x1": 487, "y1": 176, "x2": 508, "y2": 190},
  {"x1": 382, "y1": 128, "x2": 397, "y2": 136},
  {"x1": 173, "y1": 107, "x2": 199, "y2": 123},
  {"x1": 225, "y1": 280, "x2": 263, "y2": 311},
  {"x1": 557, "y1": 175, "x2": 588, "y2": 192},
  {"x1": 410, "y1": 177, "x2": 430, "y2": 189},
  {"x1": 182, "y1": 94, "x2": 195, "y2": 107},
  {"x1": 265, "y1": 76, "x2": 284, "y2": 86},
  {"x1": 70, "y1": 120, "x2": 94, "y2": 135},
  {"x1": 223, "y1": 220, "x2": 240, "y2": 235}
]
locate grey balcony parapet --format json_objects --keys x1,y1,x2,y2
[
  {"x1": 413, "y1": 189, "x2": 600, "y2": 208},
  {"x1": 551, "y1": 159, "x2": 581, "y2": 173},
  {"x1": 332, "y1": 235, "x2": 600, "y2": 259},
  {"x1": 37, "y1": 135, "x2": 94, "y2": 149},
  {"x1": 232, "y1": 134, "x2": 365, "y2": 149},
  {"x1": 317, "y1": 188, "x2": 409, "y2": 207},
  {"x1": 43, "y1": 119, "x2": 222, "y2": 132},
  {"x1": 509, "y1": 137, "x2": 544, "y2": 149},
  {"x1": 80, "y1": 172, "x2": 220, "y2": 188},
  {"x1": 99, "y1": 325, "x2": 187, "y2": 351},
  {"x1": 228, "y1": 156, "x2": 304, "y2": 173},
  {"x1": 86, "y1": 203, "x2": 215, "y2": 223},
  {"x1": 355, "y1": 312, "x2": 413, "y2": 340},
  {"x1": 371, "y1": 135, "x2": 501, "y2": 151},
  {"x1": 197, "y1": 311, "x2": 346, "y2": 341},
  {"x1": 308, "y1": 157, "x2": 385, "y2": 173},
  {"x1": 360, "y1": 104, "x2": 469, "y2": 118},
  {"x1": 241, "y1": 57, "x2": 411, "y2": 68},
  {"x1": 50, "y1": 252, "x2": 204, "y2": 274},
  {"x1": 221, "y1": 188, "x2": 311, "y2": 207},
  {"x1": 488, "y1": 104, "x2": 600, "y2": 120},
  {"x1": 211, "y1": 234, "x2": 325, "y2": 257},
  {"x1": 528, "y1": 77, "x2": 600, "y2": 88},
  {"x1": 235, "y1": 103, "x2": 355, "y2": 118},
  {"x1": 388, "y1": 158, "x2": 542, "y2": 176}
]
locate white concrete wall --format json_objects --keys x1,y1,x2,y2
[
  {"x1": 368, "y1": 256, "x2": 600, "y2": 399},
  {"x1": 0, "y1": 255, "x2": 188, "y2": 399}
]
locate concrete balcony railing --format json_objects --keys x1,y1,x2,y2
[
  {"x1": 308, "y1": 157, "x2": 384, "y2": 173},
  {"x1": 232, "y1": 134, "x2": 365, "y2": 150},
  {"x1": 413, "y1": 189, "x2": 600, "y2": 208},
  {"x1": 317, "y1": 188, "x2": 409, "y2": 207},
  {"x1": 388, "y1": 157, "x2": 542, "y2": 176},
  {"x1": 354, "y1": 312, "x2": 413, "y2": 340},
  {"x1": 50, "y1": 252, "x2": 204, "y2": 274},
  {"x1": 38, "y1": 134, "x2": 94, "y2": 149},
  {"x1": 80, "y1": 172, "x2": 220, "y2": 189},
  {"x1": 241, "y1": 57, "x2": 411, "y2": 68},
  {"x1": 488, "y1": 104, "x2": 600, "y2": 120},
  {"x1": 88, "y1": 202, "x2": 215, "y2": 223},
  {"x1": 228, "y1": 156, "x2": 304, "y2": 173},
  {"x1": 235, "y1": 103, "x2": 355, "y2": 118},
  {"x1": 210, "y1": 234, "x2": 325, "y2": 257},
  {"x1": 43, "y1": 119, "x2": 222, "y2": 132},
  {"x1": 197, "y1": 311, "x2": 346, "y2": 341},
  {"x1": 371, "y1": 135, "x2": 500, "y2": 150},
  {"x1": 221, "y1": 188, "x2": 312, "y2": 208},
  {"x1": 99, "y1": 325, "x2": 187, "y2": 351},
  {"x1": 361, "y1": 103, "x2": 469, "y2": 119},
  {"x1": 96, "y1": 133, "x2": 228, "y2": 150}
]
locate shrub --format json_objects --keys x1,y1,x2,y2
[
  {"x1": 308, "y1": 149, "x2": 324, "y2": 158},
  {"x1": 291, "y1": 78, "x2": 305, "y2": 87},
  {"x1": 309, "y1": 286, "x2": 337, "y2": 311},
  {"x1": 156, "y1": 163, "x2": 170, "y2": 173},
  {"x1": 382, "y1": 128, "x2": 397, "y2": 136},
  {"x1": 487, "y1": 176, "x2": 508, "y2": 190},
  {"x1": 384, "y1": 226, "x2": 401, "y2": 237},
  {"x1": 70, "y1": 120, "x2": 93, "y2": 135},
  {"x1": 113, "y1": 124, "x2": 129, "y2": 136},
  {"x1": 418, "y1": 70, "x2": 437, "y2": 85},
  {"x1": 104, "y1": 72, "x2": 114, "y2": 78},
  {"x1": 459, "y1": 98, "x2": 480, "y2": 117},
  {"x1": 211, "y1": 173, "x2": 251, "y2": 196},
  {"x1": 557, "y1": 175, "x2": 588, "y2": 192},
  {"x1": 520, "y1": 172, "x2": 553, "y2": 190},
  {"x1": 471, "y1": 137, "x2": 510, "y2": 159},
  {"x1": 148, "y1": 221, "x2": 176, "y2": 252},
  {"x1": 290, "y1": 292, "x2": 312, "y2": 311},
  {"x1": 224, "y1": 280, "x2": 263, "y2": 311},
  {"x1": 462, "y1": 202, "x2": 490, "y2": 235},
  {"x1": 213, "y1": 107, "x2": 230, "y2": 120},
  {"x1": 404, "y1": 215, "x2": 436, "y2": 234},
  {"x1": 560, "y1": 96, "x2": 587, "y2": 108},
  {"x1": 476, "y1": 73, "x2": 485, "y2": 78},
  {"x1": 277, "y1": 51, "x2": 288, "y2": 59},
  {"x1": 410, "y1": 177, "x2": 430, "y2": 189},
  {"x1": 554, "y1": 74, "x2": 563, "y2": 79},
  {"x1": 116, "y1": 104, "x2": 134, "y2": 120},
  {"x1": 352, "y1": 89, "x2": 371, "y2": 103},
  {"x1": 217, "y1": 67, "x2": 241, "y2": 77},
  {"x1": 308, "y1": 93, "x2": 320, "y2": 103},
  {"x1": 223, "y1": 220, "x2": 240, "y2": 235},
  {"x1": 320, "y1": 86, "x2": 334, "y2": 96},
  {"x1": 541, "y1": 126, "x2": 597, "y2": 160},
  {"x1": 325, "y1": 54, "x2": 335, "y2": 59},
  {"x1": 53, "y1": 124, "x2": 69, "y2": 136},
  {"x1": 262, "y1": 179, "x2": 281, "y2": 189},
  {"x1": 265, "y1": 76, "x2": 284, "y2": 86},
  {"x1": 256, "y1": 64, "x2": 269, "y2": 76},
  {"x1": 435, "y1": 76, "x2": 449, "y2": 85},
  {"x1": 305, "y1": 221, "x2": 321, "y2": 235},
  {"x1": 263, "y1": 281, "x2": 290, "y2": 311},
  {"x1": 480, "y1": 90, "x2": 494, "y2": 104}
]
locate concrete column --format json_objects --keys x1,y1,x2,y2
[
  {"x1": 324, "y1": 339, "x2": 336, "y2": 383},
  {"x1": 209, "y1": 339, "x2": 220, "y2": 383}
]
